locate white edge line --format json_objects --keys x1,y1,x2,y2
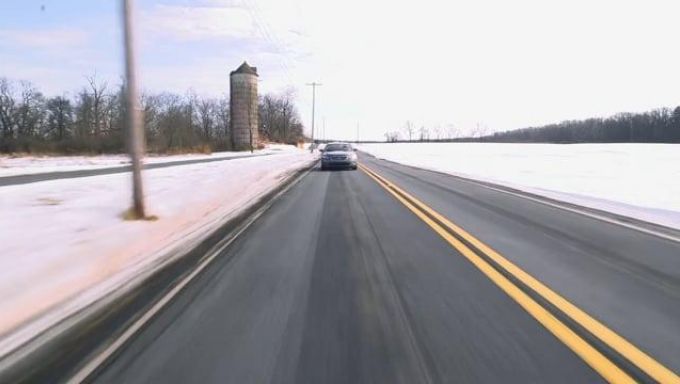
[
  {"x1": 473, "y1": 181, "x2": 680, "y2": 244},
  {"x1": 0, "y1": 160, "x2": 312, "y2": 363},
  {"x1": 66, "y1": 166, "x2": 313, "y2": 384},
  {"x1": 369, "y1": 157, "x2": 680, "y2": 244}
]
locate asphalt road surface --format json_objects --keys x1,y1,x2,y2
[
  {"x1": 92, "y1": 154, "x2": 680, "y2": 383},
  {"x1": 0, "y1": 152, "x2": 270, "y2": 187}
]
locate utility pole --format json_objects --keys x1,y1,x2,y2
[
  {"x1": 306, "y1": 82, "x2": 322, "y2": 152},
  {"x1": 122, "y1": 0, "x2": 146, "y2": 219},
  {"x1": 629, "y1": 118, "x2": 634, "y2": 142},
  {"x1": 356, "y1": 121, "x2": 360, "y2": 143}
]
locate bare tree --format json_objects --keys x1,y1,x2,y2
[
  {"x1": 185, "y1": 89, "x2": 198, "y2": 147},
  {"x1": 0, "y1": 78, "x2": 18, "y2": 139},
  {"x1": 216, "y1": 95, "x2": 230, "y2": 141},
  {"x1": 280, "y1": 88, "x2": 296, "y2": 142},
  {"x1": 0, "y1": 75, "x2": 316, "y2": 153},
  {"x1": 257, "y1": 90, "x2": 303, "y2": 144},
  {"x1": 384, "y1": 131, "x2": 400, "y2": 142},
  {"x1": 74, "y1": 89, "x2": 93, "y2": 140},
  {"x1": 419, "y1": 126, "x2": 429, "y2": 141},
  {"x1": 198, "y1": 98, "x2": 216, "y2": 140},
  {"x1": 157, "y1": 92, "x2": 185, "y2": 150},
  {"x1": 105, "y1": 82, "x2": 126, "y2": 138},
  {"x1": 478, "y1": 123, "x2": 490, "y2": 138},
  {"x1": 432, "y1": 124, "x2": 443, "y2": 140},
  {"x1": 141, "y1": 92, "x2": 161, "y2": 139},
  {"x1": 470, "y1": 123, "x2": 491, "y2": 138},
  {"x1": 16, "y1": 81, "x2": 46, "y2": 139},
  {"x1": 46, "y1": 96, "x2": 74, "y2": 140},
  {"x1": 446, "y1": 124, "x2": 459, "y2": 139},
  {"x1": 86, "y1": 73, "x2": 108, "y2": 137},
  {"x1": 260, "y1": 94, "x2": 277, "y2": 140},
  {"x1": 403, "y1": 120, "x2": 415, "y2": 141}
]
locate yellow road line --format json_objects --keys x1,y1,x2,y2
[{"x1": 360, "y1": 163, "x2": 680, "y2": 384}]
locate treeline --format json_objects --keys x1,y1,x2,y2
[
  {"x1": 384, "y1": 106, "x2": 680, "y2": 144},
  {"x1": 0, "y1": 76, "x2": 305, "y2": 154},
  {"x1": 477, "y1": 107, "x2": 680, "y2": 143},
  {"x1": 258, "y1": 90, "x2": 305, "y2": 144}
]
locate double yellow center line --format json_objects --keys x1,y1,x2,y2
[{"x1": 359, "y1": 163, "x2": 679, "y2": 384}]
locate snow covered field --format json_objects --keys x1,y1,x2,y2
[
  {"x1": 0, "y1": 146, "x2": 315, "y2": 355},
  {"x1": 358, "y1": 143, "x2": 680, "y2": 229},
  {"x1": 0, "y1": 144, "x2": 298, "y2": 177}
]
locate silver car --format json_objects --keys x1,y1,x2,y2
[{"x1": 320, "y1": 142, "x2": 358, "y2": 170}]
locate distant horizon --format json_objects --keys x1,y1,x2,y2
[{"x1": 2, "y1": 74, "x2": 678, "y2": 146}]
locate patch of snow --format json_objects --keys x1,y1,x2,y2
[
  {"x1": 0, "y1": 148, "x2": 316, "y2": 355},
  {"x1": 0, "y1": 144, "x2": 301, "y2": 177},
  {"x1": 358, "y1": 143, "x2": 680, "y2": 229}
]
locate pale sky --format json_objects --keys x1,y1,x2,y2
[{"x1": 1, "y1": 0, "x2": 679, "y2": 140}]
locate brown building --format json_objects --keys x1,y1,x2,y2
[{"x1": 229, "y1": 62, "x2": 259, "y2": 150}]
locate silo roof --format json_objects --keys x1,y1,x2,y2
[{"x1": 231, "y1": 61, "x2": 258, "y2": 76}]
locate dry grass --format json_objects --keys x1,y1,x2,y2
[
  {"x1": 35, "y1": 197, "x2": 62, "y2": 206},
  {"x1": 156, "y1": 145, "x2": 213, "y2": 155},
  {"x1": 3, "y1": 145, "x2": 217, "y2": 158},
  {"x1": 121, "y1": 208, "x2": 159, "y2": 221},
  {"x1": 3, "y1": 150, "x2": 104, "y2": 158}
]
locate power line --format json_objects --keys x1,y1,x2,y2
[
  {"x1": 245, "y1": 3, "x2": 293, "y2": 80},
  {"x1": 242, "y1": 0, "x2": 294, "y2": 85}
]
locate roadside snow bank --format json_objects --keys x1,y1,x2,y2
[
  {"x1": 0, "y1": 144, "x2": 299, "y2": 177},
  {"x1": 0, "y1": 148, "x2": 315, "y2": 355},
  {"x1": 358, "y1": 143, "x2": 680, "y2": 229}
]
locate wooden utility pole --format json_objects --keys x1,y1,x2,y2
[
  {"x1": 306, "y1": 82, "x2": 322, "y2": 152},
  {"x1": 122, "y1": 0, "x2": 146, "y2": 218},
  {"x1": 356, "y1": 121, "x2": 360, "y2": 143}
]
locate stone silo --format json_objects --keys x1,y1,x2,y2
[{"x1": 229, "y1": 62, "x2": 259, "y2": 150}]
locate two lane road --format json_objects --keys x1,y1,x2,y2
[{"x1": 91, "y1": 154, "x2": 680, "y2": 383}]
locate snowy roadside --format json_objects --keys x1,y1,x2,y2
[
  {"x1": 0, "y1": 147, "x2": 316, "y2": 356},
  {"x1": 358, "y1": 143, "x2": 680, "y2": 230},
  {"x1": 0, "y1": 144, "x2": 298, "y2": 177}
]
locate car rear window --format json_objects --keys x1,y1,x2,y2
[{"x1": 325, "y1": 144, "x2": 351, "y2": 152}]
